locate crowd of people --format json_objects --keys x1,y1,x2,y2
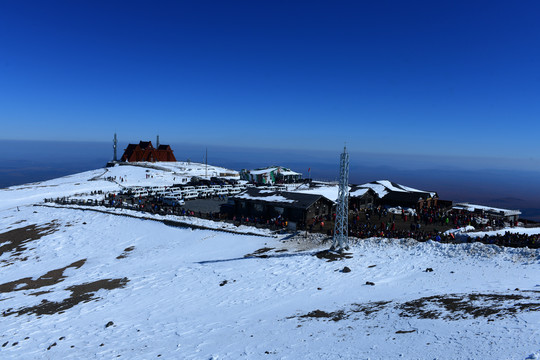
[{"x1": 47, "y1": 193, "x2": 539, "y2": 249}]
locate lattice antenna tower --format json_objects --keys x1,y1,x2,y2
[
  {"x1": 113, "y1": 133, "x2": 118, "y2": 161},
  {"x1": 331, "y1": 146, "x2": 350, "y2": 251}
]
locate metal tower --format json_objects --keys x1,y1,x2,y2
[
  {"x1": 331, "y1": 146, "x2": 350, "y2": 251},
  {"x1": 156, "y1": 135, "x2": 160, "y2": 147},
  {"x1": 113, "y1": 133, "x2": 118, "y2": 161}
]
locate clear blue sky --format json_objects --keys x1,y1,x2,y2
[{"x1": 1, "y1": 1, "x2": 539, "y2": 164}]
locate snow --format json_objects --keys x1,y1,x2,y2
[
  {"x1": 0, "y1": 162, "x2": 239, "y2": 212},
  {"x1": 357, "y1": 180, "x2": 437, "y2": 199},
  {"x1": 279, "y1": 170, "x2": 301, "y2": 176},
  {"x1": 1, "y1": 166, "x2": 539, "y2": 359},
  {"x1": 386, "y1": 206, "x2": 417, "y2": 216},
  {"x1": 349, "y1": 187, "x2": 369, "y2": 198},
  {"x1": 467, "y1": 226, "x2": 540, "y2": 238},
  {"x1": 360, "y1": 182, "x2": 389, "y2": 198},
  {"x1": 249, "y1": 167, "x2": 278, "y2": 175},
  {"x1": 443, "y1": 225, "x2": 476, "y2": 235},
  {"x1": 234, "y1": 192, "x2": 296, "y2": 203},
  {"x1": 454, "y1": 202, "x2": 522, "y2": 216},
  {"x1": 290, "y1": 183, "x2": 340, "y2": 202}
]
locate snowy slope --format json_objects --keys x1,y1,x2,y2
[
  {"x1": 0, "y1": 162, "x2": 238, "y2": 211},
  {"x1": 1, "y1": 168, "x2": 539, "y2": 359}
]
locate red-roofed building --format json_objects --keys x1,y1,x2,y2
[{"x1": 121, "y1": 141, "x2": 176, "y2": 162}]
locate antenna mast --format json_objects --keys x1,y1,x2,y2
[
  {"x1": 113, "y1": 133, "x2": 118, "y2": 161},
  {"x1": 331, "y1": 146, "x2": 350, "y2": 252}
]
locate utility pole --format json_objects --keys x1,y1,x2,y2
[{"x1": 331, "y1": 146, "x2": 350, "y2": 252}]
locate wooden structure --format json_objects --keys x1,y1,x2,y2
[
  {"x1": 226, "y1": 188, "x2": 333, "y2": 229},
  {"x1": 349, "y1": 186, "x2": 376, "y2": 210},
  {"x1": 121, "y1": 141, "x2": 176, "y2": 162}
]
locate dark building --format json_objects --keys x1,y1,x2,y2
[
  {"x1": 349, "y1": 186, "x2": 377, "y2": 210},
  {"x1": 227, "y1": 188, "x2": 334, "y2": 230},
  {"x1": 121, "y1": 141, "x2": 176, "y2": 162}
]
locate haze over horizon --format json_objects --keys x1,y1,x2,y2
[{"x1": 1, "y1": 139, "x2": 539, "y2": 221}]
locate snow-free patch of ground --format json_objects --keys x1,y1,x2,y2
[{"x1": 0, "y1": 204, "x2": 539, "y2": 359}]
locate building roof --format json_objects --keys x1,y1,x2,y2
[
  {"x1": 246, "y1": 166, "x2": 301, "y2": 176},
  {"x1": 453, "y1": 203, "x2": 521, "y2": 216},
  {"x1": 139, "y1": 141, "x2": 152, "y2": 149},
  {"x1": 232, "y1": 188, "x2": 330, "y2": 210},
  {"x1": 122, "y1": 144, "x2": 139, "y2": 160},
  {"x1": 351, "y1": 180, "x2": 437, "y2": 199}
]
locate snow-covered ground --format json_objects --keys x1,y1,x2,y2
[
  {"x1": 1, "y1": 166, "x2": 539, "y2": 359},
  {"x1": 0, "y1": 162, "x2": 237, "y2": 211}
]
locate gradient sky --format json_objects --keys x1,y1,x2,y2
[{"x1": 1, "y1": 1, "x2": 539, "y2": 166}]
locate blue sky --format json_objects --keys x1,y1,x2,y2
[{"x1": 1, "y1": 1, "x2": 539, "y2": 166}]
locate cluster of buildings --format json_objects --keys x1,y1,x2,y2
[
  {"x1": 112, "y1": 137, "x2": 523, "y2": 229},
  {"x1": 224, "y1": 180, "x2": 444, "y2": 230}
]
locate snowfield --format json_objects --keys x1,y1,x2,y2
[{"x1": 0, "y1": 165, "x2": 539, "y2": 359}]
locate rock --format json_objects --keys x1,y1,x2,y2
[
  {"x1": 425, "y1": 268, "x2": 434, "y2": 272},
  {"x1": 365, "y1": 281, "x2": 375, "y2": 286},
  {"x1": 342, "y1": 266, "x2": 351, "y2": 273},
  {"x1": 105, "y1": 321, "x2": 114, "y2": 328}
]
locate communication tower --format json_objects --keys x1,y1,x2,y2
[
  {"x1": 331, "y1": 146, "x2": 350, "y2": 252},
  {"x1": 113, "y1": 133, "x2": 118, "y2": 161}
]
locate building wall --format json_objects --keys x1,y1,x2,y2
[{"x1": 230, "y1": 198, "x2": 332, "y2": 225}]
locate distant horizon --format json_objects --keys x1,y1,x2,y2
[{"x1": 1, "y1": 139, "x2": 539, "y2": 221}]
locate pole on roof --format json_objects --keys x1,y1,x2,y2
[
  {"x1": 157, "y1": 135, "x2": 160, "y2": 148},
  {"x1": 331, "y1": 145, "x2": 350, "y2": 252},
  {"x1": 205, "y1": 147, "x2": 208, "y2": 178}
]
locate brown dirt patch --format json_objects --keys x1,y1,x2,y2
[
  {"x1": 293, "y1": 301, "x2": 391, "y2": 322},
  {"x1": 314, "y1": 249, "x2": 353, "y2": 262},
  {"x1": 399, "y1": 292, "x2": 540, "y2": 320},
  {"x1": 0, "y1": 259, "x2": 86, "y2": 293},
  {"x1": 3, "y1": 278, "x2": 129, "y2": 317},
  {"x1": 0, "y1": 222, "x2": 60, "y2": 264},
  {"x1": 299, "y1": 309, "x2": 347, "y2": 322},
  {"x1": 350, "y1": 301, "x2": 391, "y2": 317},
  {"x1": 290, "y1": 291, "x2": 540, "y2": 323},
  {"x1": 244, "y1": 247, "x2": 275, "y2": 258},
  {"x1": 116, "y1": 246, "x2": 135, "y2": 259}
]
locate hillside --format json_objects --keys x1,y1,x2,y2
[{"x1": 0, "y1": 164, "x2": 539, "y2": 359}]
